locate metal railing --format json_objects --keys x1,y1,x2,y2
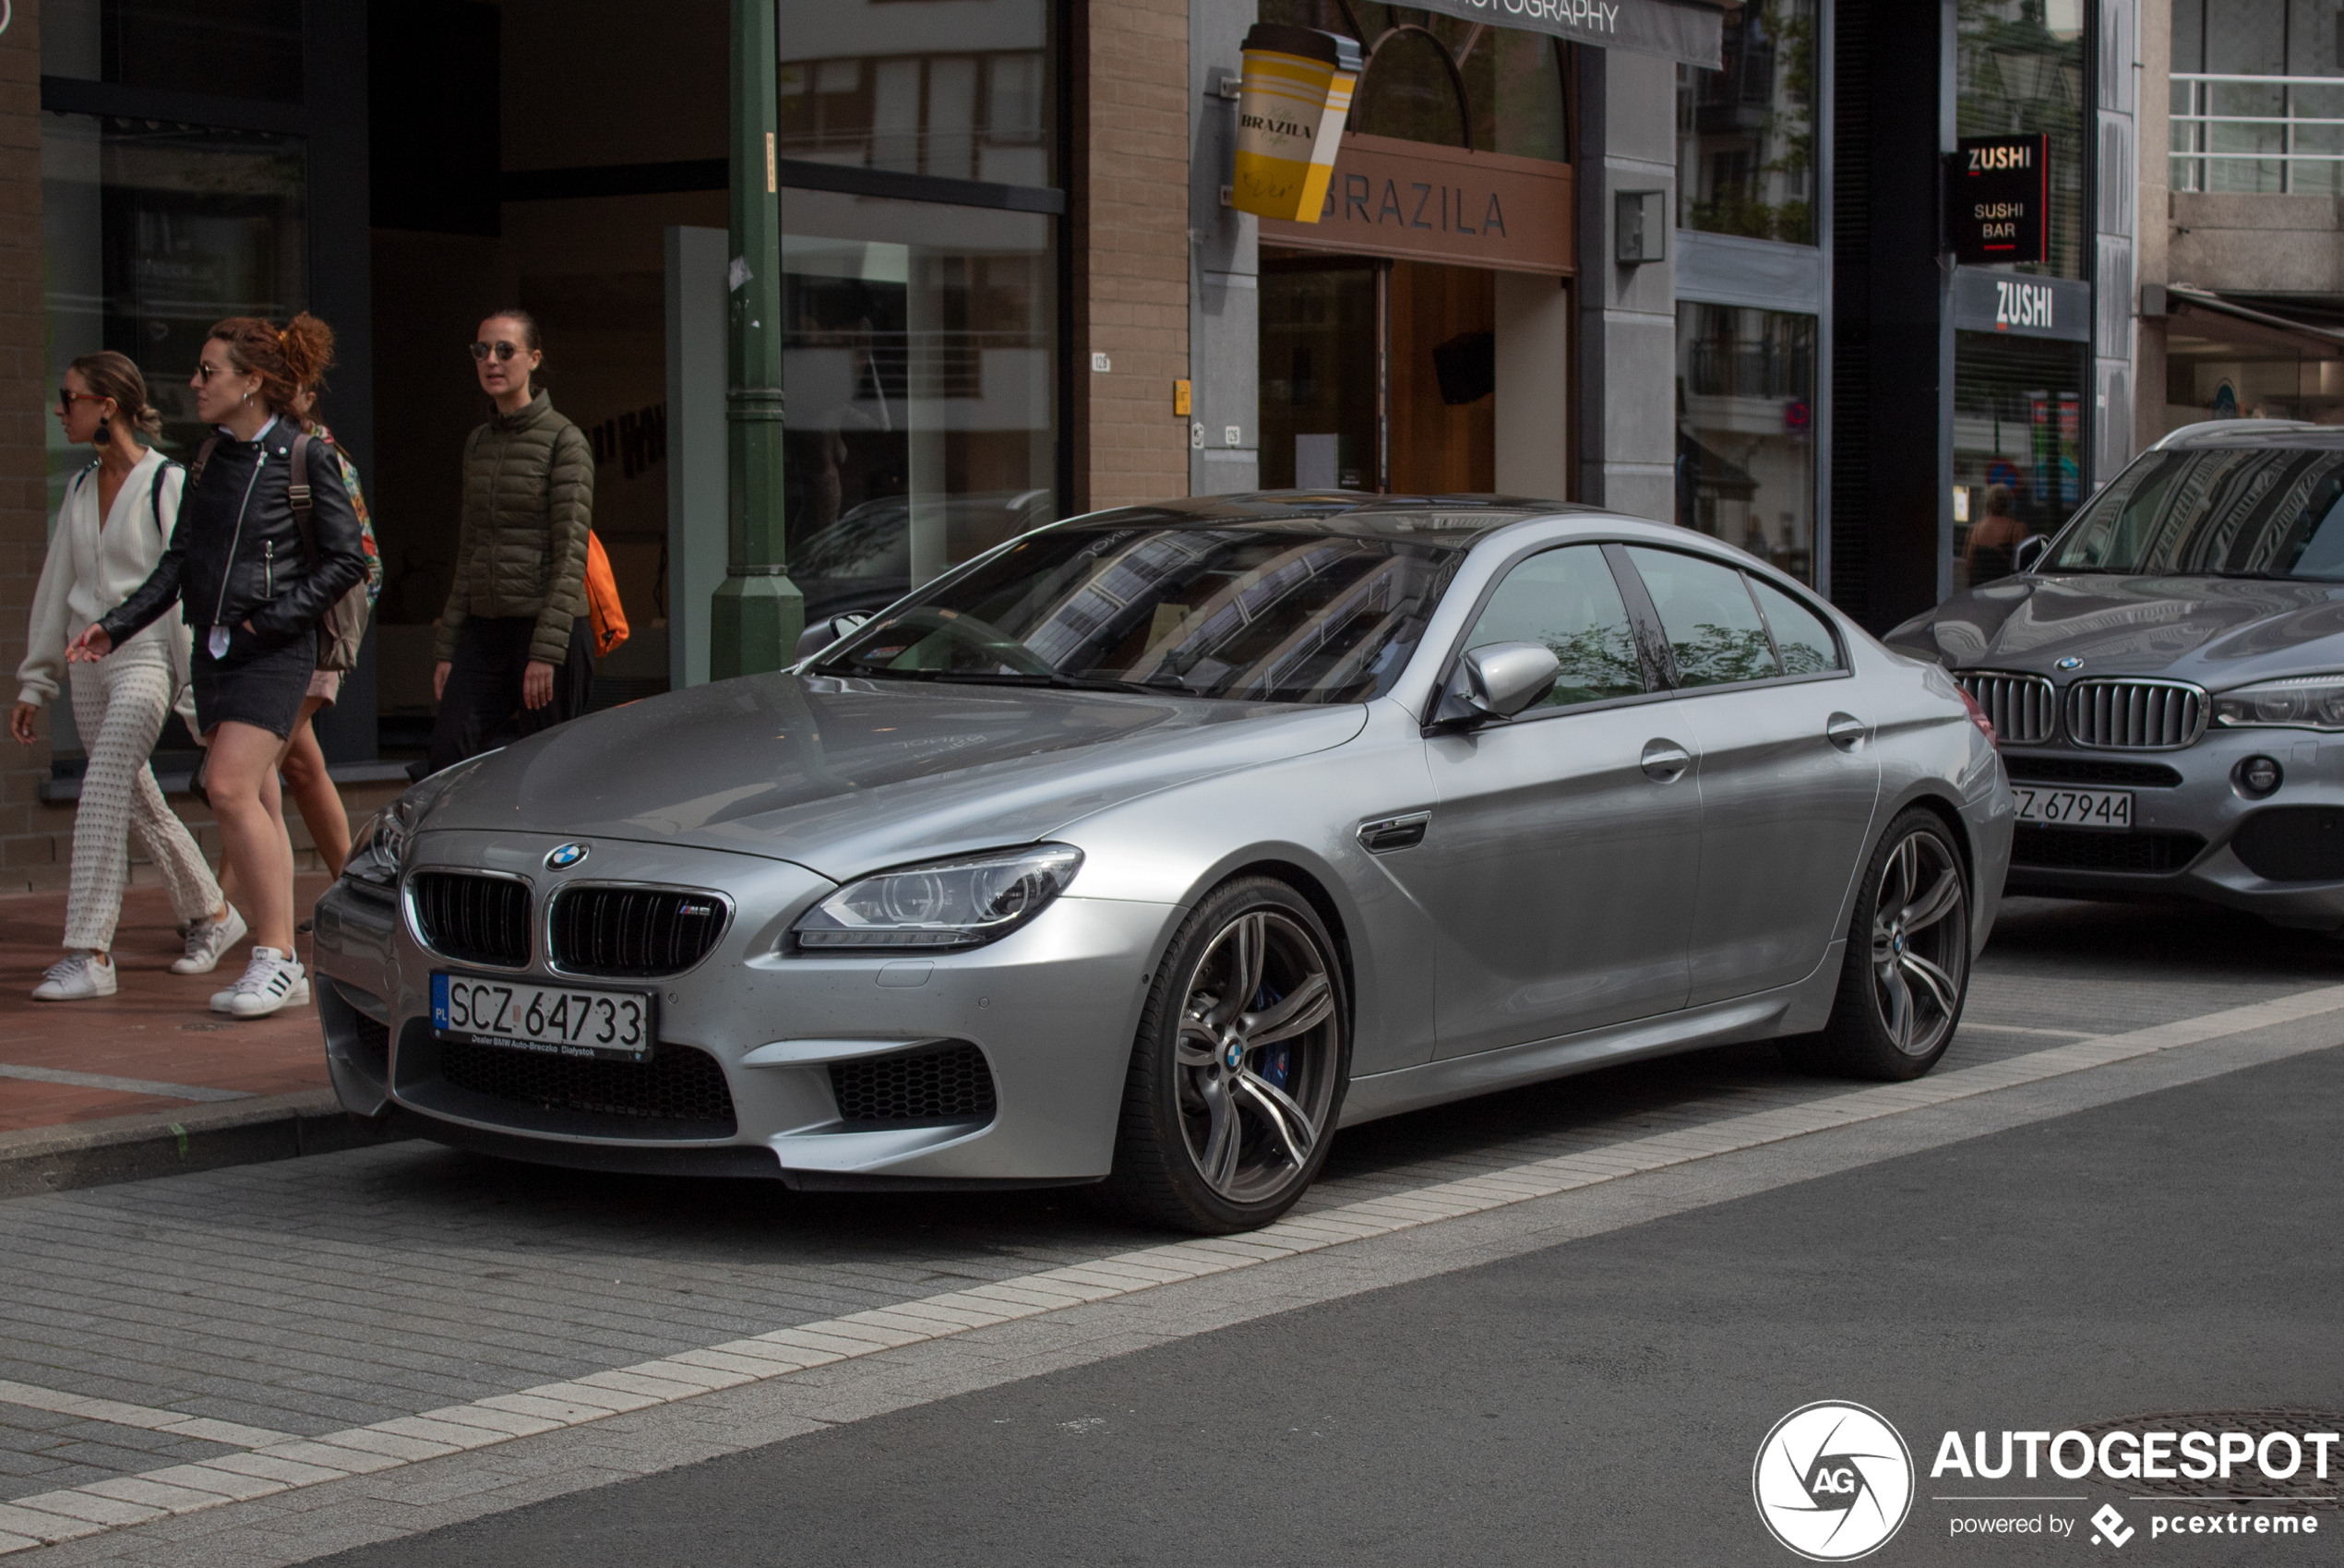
[{"x1": 2171, "y1": 72, "x2": 2344, "y2": 193}]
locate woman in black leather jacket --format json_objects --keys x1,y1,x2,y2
[{"x1": 70, "y1": 313, "x2": 367, "y2": 1019}]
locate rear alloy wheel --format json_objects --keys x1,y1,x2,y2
[
  {"x1": 1785, "y1": 808, "x2": 1971, "y2": 1081},
  {"x1": 1102, "y1": 878, "x2": 1348, "y2": 1233}
]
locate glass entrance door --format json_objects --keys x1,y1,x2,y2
[{"x1": 1260, "y1": 248, "x2": 1498, "y2": 495}]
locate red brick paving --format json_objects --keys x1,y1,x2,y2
[{"x1": 0, "y1": 876, "x2": 335, "y2": 1133}]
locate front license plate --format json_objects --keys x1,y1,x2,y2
[
  {"x1": 2014, "y1": 785, "x2": 2133, "y2": 830},
  {"x1": 431, "y1": 973, "x2": 656, "y2": 1062}
]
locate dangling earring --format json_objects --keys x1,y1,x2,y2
[{"x1": 94, "y1": 418, "x2": 111, "y2": 445}]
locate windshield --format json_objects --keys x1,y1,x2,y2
[
  {"x1": 2048, "y1": 447, "x2": 2344, "y2": 578},
  {"x1": 815, "y1": 523, "x2": 1464, "y2": 704}
]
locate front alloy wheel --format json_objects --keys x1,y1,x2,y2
[
  {"x1": 1785, "y1": 808, "x2": 1971, "y2": 1081},
  {"x1": 1103, "y1": 878, "x2": 1348, "y2": 1232}
]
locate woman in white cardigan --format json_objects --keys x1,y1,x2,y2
[{"x1": 11, "y1": 353, "x2": 238, "y2": 999}]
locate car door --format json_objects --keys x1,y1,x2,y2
[
  {"x1": 1619, "y1": 546, "x2": 1882, "y2": 1007},
  {"x1": 1384, "y1": 543, "x2": 1703, "y2": 1060}
]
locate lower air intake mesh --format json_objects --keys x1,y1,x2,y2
[
  {"x1": 2012, "y1": 825, "x2": 2206, "y2": 874},
  {"x1": 439, "y1": 1041, "x2": 736, "y2": 1133},
  {"x1": 830, "y1": 1043, "x2": 998, "y2": 1126}
]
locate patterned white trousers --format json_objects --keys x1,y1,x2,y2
[{"x1": 65, "y1": 649, "x2": 221, "y2": 951}]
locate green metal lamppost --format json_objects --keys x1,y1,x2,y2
[{"x1": 712, "y1": 0, "x2": 804, "y2": 677}]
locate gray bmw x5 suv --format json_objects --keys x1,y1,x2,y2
[{"x1": 1890, "y1": 420, "x2": 2344, "y2": 929}]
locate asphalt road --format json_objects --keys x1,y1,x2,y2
[
  {"x1": 294, "y1": 916, "x2": 2344, "y2": 1568},
  {"x1": 6, "y1": 893, "x2": 2343, "y2": 1567}
]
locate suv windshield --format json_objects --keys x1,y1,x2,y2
[
  {"x1": 815, "y1": 522, "x2": 1464, "y2": 704},
  {"x1": 2049, "y1": 446, "x2": 2344, "y2": 578}
]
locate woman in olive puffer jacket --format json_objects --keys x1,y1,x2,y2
[{"x1": 422, "y1": 308, "x2": 595, "y2": 776}]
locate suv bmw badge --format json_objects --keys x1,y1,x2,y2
[{"x1": 545, "y1": 843, "x2": 589, "y2": 870}]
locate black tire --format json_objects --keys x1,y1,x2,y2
[
  {"x1": 1099, "y1": 877, "x2": 1350, "y2": 1234},
  {"x1": 1782, "y1": 808, "x2": 1972, "y2": 1082}
]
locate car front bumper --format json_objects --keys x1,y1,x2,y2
[
  {"x1": 2002, "y1": 726, "x2": 2344, "y2": 928},
  {"x1": 313, "y1": 830, "x2": 1177, "y2": 1185}
]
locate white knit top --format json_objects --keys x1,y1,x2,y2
[{"x1": 17, "y1": 449, "x2": 195, "y2": 716}]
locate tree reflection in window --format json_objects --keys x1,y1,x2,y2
[
  {"x1": 1675, "y1": 0, "x2": 1816, "y2": 244},
  {"x1": 1625, "y1": 545, "x2": 1788, "y2": 688},
  {"x1": 1465, "y1": 545, "x2": 1645, "y2": 709}
]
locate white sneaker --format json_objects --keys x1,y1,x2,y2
[
  {"x1": 217, "y1": 947, "x2": 306, "y2": 1018},
  {"x1": 32, "y1": 952, "x2": 116, "y2": 1001},
  {"x1": 173, "y1": 905, "x2": 247, "y2": 975},
  {"x1": 210, "y1": 970, "x2": 308, "y2": 1011}
]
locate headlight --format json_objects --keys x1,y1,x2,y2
[
  {"x1": 340, "y1": 753, "x2": 497, "y2": 886},
  {"x1": 2212, "y1": 675, "x2": 2344, "y2": 732},
  {"x1": 793, "y1": 844, "x2": 1083, "y2": 951}
]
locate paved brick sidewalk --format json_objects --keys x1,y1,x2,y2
[{"x1": 0, "y1": 877, "x2": 333, "y2": 1134}]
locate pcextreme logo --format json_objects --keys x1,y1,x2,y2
[{"x1": 1754, "y1": 1402, "x2": 1917, "y2": 1562}]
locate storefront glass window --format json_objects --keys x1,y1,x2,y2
[
  {"x1": 1955, "y1": 0, "x2": 2087, "y2": 280},
  {"x1": 2162, "y1": 320, "x2": 2344, "y2": 428},
  {"x1": 41, "y1": 0, "x2": 304, "y2": 103},
  {"x1": 41, "y1": 114, "x2": 308, "y2": 512},
  {"x1": 2170, "y1": 0, "x2": 2344, "y2": 196},
  {"x1": 1674, "y1": 0, "x2": 1817, "y2": 245},
  {"x1": 1676, "y1": 305, "x2": 1818, "y2": 583},
  {"x1": 1260, "y1": 1, "x2": 1567, "y2": 162},
  {"x1": 777, "y1": 0, "x2": 1052, "y2": 186},
  {"x1": 782, "y1": 190, "x2": 1057, "y2": 621},
  {"x1": 1952, "y1": 330, "x2": 2088, "y2": 590}
]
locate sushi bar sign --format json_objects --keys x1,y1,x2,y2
[{"x1": 1949, "y1": 134, "x2": 2050, "y2": 265}]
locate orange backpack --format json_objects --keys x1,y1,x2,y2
[{"x1": 585, "y1": 532, "x2": 628, "y2": 656}]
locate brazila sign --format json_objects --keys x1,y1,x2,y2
[{"x1": 1399, "y1": 0, "x2": 1722, "y2": 69}]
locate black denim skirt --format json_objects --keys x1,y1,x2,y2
[{"x1": 191, "y1": 625, "x2": 317, "y2": 739}]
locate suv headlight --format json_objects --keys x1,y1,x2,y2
[
  {"x1": 793, "y1": 844, "x2": 1083, "y2": 951},
  {"x1": 2212, "y1": 675, "x2": 2344, "y2": 732}
]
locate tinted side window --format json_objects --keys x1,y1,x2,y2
[
  {"x1": 1623, "y1": 546, "x2": 1782, "y2": 688},
  {"x1": 1749, "y1": 578, "x2": 1843, "y2": 675},
  {"x1": 1465, "y1": 545, "x2": 1646, "y2": 708}
]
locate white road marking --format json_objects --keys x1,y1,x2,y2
[
  {"x1": 2, "y1": 983, "x2": 2340, "y2": 1555},
  {"x1": 0, "y1": 1064, "x2": 253, "y2": 1104}
]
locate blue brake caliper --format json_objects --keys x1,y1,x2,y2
[{"x1": 1252, "y1": 981, "x2": 1291, "y2": 1090}]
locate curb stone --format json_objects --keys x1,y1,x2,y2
[{"x1": 0, "y1": 1090, "x2": 407, "y2": 1198}]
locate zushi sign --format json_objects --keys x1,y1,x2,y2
[{"x1": 1950, "y1": 134, "x2": 2051, "y2": 265}]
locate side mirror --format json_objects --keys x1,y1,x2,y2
[
  {"x1": 794, "y1": 612, "x2": 871, "y2": 661},
  {"x1": 1433, "y1": 641, "x2": 1561, "y2": 726},
  {"x1": 2012, "y1": 534, "x2": 2051, "y2": 574}
]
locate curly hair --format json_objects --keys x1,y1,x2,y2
[
  {"x1": 67, "y1": 351, "x2": 162, "y2": 439},
  {"x1": 207, "y1": 311, "x2": 335, "y2": 416}
]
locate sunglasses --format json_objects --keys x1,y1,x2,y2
[
  {"x1": 194, "y1": 361, "x2": 231, "y2": 382},
  {"x1": 469, "y1": 341, "x2": 525, "y2": 362},
  {"x1": 57, "y1": 387, "x2": 105, "y2": 412}
]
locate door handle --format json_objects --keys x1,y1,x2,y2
[
  {"x1": 1826, "y1": 713, "x2": 1869, "y2": 751},
  {"x1": 1640, "y1": 739, "x2": 1692, "y2": 783}
]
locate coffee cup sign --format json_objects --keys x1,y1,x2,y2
[{"x1": 1231, "y1": 24, "x2": 1362, "y2": 224}]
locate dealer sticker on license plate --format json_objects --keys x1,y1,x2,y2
[
  {"x1": 431, "y1": 973, "x2": 656, "y2": 1062},
  {"x1": 2014, "y1": 784, "x2": 2133, "y2": 830}
]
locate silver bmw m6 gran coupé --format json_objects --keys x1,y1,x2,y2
[{"x1": 315, "y1": 494, "x2": 2012, "y2": 1233}]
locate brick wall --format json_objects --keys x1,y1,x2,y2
[
  {"x1": 1069, "y1": 0, "x2": 1190, "y2": 513},
  {"x1": 0, "y1": 1, "x2": 54, "y2": 892}
]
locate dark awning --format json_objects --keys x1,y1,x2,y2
[{"x1": 1404, "y1": 0, "x2": 1726, "y2": 70}]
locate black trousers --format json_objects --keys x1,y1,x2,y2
[{"x1": 417, "y1": 615, "x2": 593, "y2": 779}]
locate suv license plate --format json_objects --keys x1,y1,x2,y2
[
  {"x1": 2015, "y1": 785, "x2": 2133, "y2": 831},
  {"x1": 431, "y1": 974, "x2": 656, "y2": 1062}
]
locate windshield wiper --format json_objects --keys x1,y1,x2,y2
[{"x1": 924, "y1": 671, "x2": 1190, "y2": 696}]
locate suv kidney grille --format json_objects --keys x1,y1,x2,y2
[
  {"x1": 549, "y1": 887, "x2": 727, "y2": 976},
  {"x1": 1956, "y1": 671, "x2": 2055, "y2": 744},
  {"x1": 410, "y1": 873, "x2": 532, "y2": 968},
  {"x1": 2063, "y1": 679, "x2": 2208, "y2": 750}
]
